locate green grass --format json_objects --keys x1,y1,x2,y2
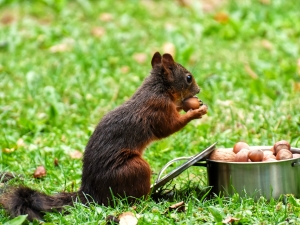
[{"x1": 1, "y1": 0, "x2": 300, "y2": 224}]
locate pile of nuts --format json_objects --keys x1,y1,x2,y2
[{"x1": 209, "y1": 140, "x2": 300, "y2": 162}]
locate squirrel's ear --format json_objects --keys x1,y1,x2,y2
[
  {"x1": 162, "y1": 53, "x2": 175, "y2": 70},
  {"x1": 151, "y1": 52, "x2": 162, "y2": 68}
]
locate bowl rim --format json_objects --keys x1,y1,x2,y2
[{"x1": 207, "y1": 146, "x2": 300, "y2": 164}]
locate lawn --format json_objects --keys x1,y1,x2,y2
[{"x1": 0, "y1": 0, "x2": 300, "y2": 224}]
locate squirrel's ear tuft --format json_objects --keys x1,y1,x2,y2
[
  {"x1": 162, "y1": 53, "x2": 175, "y2": 70},
  {"x1": 151, "y1": 52, "x2": 162, "y2": 68}
]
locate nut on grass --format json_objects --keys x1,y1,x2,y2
[{"x1": 33, "y1": 165, "x2": 46, "y2": 178}]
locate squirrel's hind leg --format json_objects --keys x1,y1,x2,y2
[{"x1": 108, "y1": 153, "x2": 151, "y2": 205}]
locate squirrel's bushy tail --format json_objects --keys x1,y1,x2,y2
[{"x1": 0, "y1": 186, "x2": 85, "y2": 221}]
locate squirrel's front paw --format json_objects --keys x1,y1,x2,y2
[{"x1": 188, "y1": 104, "x2": 208, "y2": 119}]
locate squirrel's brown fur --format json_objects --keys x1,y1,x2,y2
[{"x1": 0, "y1": 52, "x2": 207, "y2": 221}]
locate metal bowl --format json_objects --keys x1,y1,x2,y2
[{"x1": 206, "y1": 146, "x2": 300, "y2": 199}]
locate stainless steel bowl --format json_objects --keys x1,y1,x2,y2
[{"x1": 206, "y1": 146, "x2": 300, "y2": 199}]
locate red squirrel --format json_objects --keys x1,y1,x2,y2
[{"x1": 0, "y1": 52, "x2": 208, "y2": 221}]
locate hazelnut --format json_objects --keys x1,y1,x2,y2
[
  {"x1": 263, "y1": 151, "x2": 276, "y2": 161},
  {"x1": 264, "y1": 158, "x2": 277, "y2": 162},
  {"x1": 33, "y1": 165, "x2": 47, "y2": 178},
  {"x1": 276, "y1": 149, "x2": 293, "y2": 160},
  {"x1": 209, "y1": 148, "x2": 236, "y2": 162},
  {"x1": 182, "y1": 97, "x2": 201, "y2": 112},
  {"x1": 293, "y1": 154, "x2": 300, "y2": 159},
  {"x1": 233, "y1": 142, "x2": 250, "y2": 154},
  {"x1": 270, "y1": 146, "x2": 276, "y2": 155},
  {"x1": 273, "y1": 140, "x2": 291, "y2": 155},
  {"x1": 234, "y1": 148, "x2": 250, "y2": 162},
  {"x1": 248, "y1": 149, "x2": 263, "y2": 162}
]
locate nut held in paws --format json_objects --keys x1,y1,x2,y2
[{"x1": 182, "y1": 97, "x2": 201, "y2": 112}]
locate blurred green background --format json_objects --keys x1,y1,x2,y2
[{"x1": 0, "y1": 0, "x2": 300, "y2": 223}]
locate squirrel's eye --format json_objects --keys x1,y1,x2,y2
[{"x1": 186, "y1": 74, "x2": 192, "y2": 83}]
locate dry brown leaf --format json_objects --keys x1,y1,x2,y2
[
  {"x1": 0, "y1": 14, "x2": 15, "y2": 25},
  {"x1": 244, "y1": 64, "x2": 258, "y2": 79},
  {"x1": 133, "y1": 53, "x2": 147, "y2": 64},
  {"x1": 261, "y1": 39, "x2": 273, "y2": 50},
  {"x1": 177, "y1": 0, "x2": 193, "y2": 7},
  {"x1": 91, "y1": 27, "x2": 105, "y2": 38},
  {"x1": 201, "y1": 0, "x2": 225, "y2": 12},
  {"x1": 163, "y1": 42, "x2": 176, "y2": 56},
  {"x1": 69, "y1": 150, "x2": 83, "y2": 159},
  {"x1": 222, "y1": 216, "x2": 240, "y2": 223},
  {"x1": 214, "y1": 12, "x2": 229, "y2": 23},
  {"x1": 54, "y1": 158, "x2": 59, "y2": 167},
  {"x1": 169, "y1": 201, "x2": 185, "y2": 212},
  {"x1": 294, "y1": 82, "x2": 300, "y2": 92},
  {"x1": 49, "y1": 43, "x2": 70, "y2": 53},
  {"x1": 61, "y1": 135, "x2": 66, "y2": 142},
  {"x1": 33, "y1": 165, "x2": 46, "y2": 178},
  {"x1": 120, "y1": 66, "x2": 130, "y2": 74},
  {"x1": 260, "y1": 0, "x2": 271, "y2": 5},
  {"x1": 99, "y1": 13, "x2": 113, "y2": 22},
  {"x1": 2, "y1": 148, "x2": 15, "y2": 153},
  {"x1": 118, "y1": 212, "x2": 138, "y2": 225}
]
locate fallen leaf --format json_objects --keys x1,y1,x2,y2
[
  {"x1": 294, "y1": 82, "x2": 300, "y2": 92},
  {"x1": 163, "y1": 42, "x2": 176, "y2": 56},
  {"x1": 49, "y1": 38, "x2": 74, "y2": 53},
  {"x1": 244, "y1": 64, "x2": 258, "y2": 79},
  {"x1": 3, "y1": 148, "x2": 15, "y2": 153},
  {"x1": 177, "y1": 0, "x2": 193, "y2": 7},
  {"x1": 260, "y1": 0, "x2": 271, "y2": 5},
  {"x1": 201, "y1": 0, "x2": 225, "y2": 12},
  {"x1": 99, "y1": 13, "x2": 113, "y2": 22},
  {"x1": 33, "y1": 166, "x2": 46, "y2": 178},
  {"x1": 261, "y1": 39, "x2": 273, "y2": 50},
  {"x1": 120, "y1": 66, "x2": 130, "y2": 74},
  {"x1": 214, "y1": 12, "x2": 229, "y2": 23},
  {"x1": 69, "y1": 150, "x2": 83, "y2": 159},
  {"x1": 222, "y1": 216, "x2": 240, "y2": 223},
  {"x1": 61, "y1": 135, "x2": 67, "y2": 142},
  {"x1": 164, "y1": 23, "x2": 175, "y2": 31},
  {"x1": 169, "y1": 201, "x2": 185, "y2": 213},
  {"x1": 0, "y1": 14, "x2": 15, "y2": 25},
  {"x1": 106, "y1": 215, "x2": 119, "y2": 224},
  {"x1": 17, "y1": 138, "x2": 25, "y2": 147},
  {"x1": 49, "y1": 43, "x2": 70, "y2": 53},
  {"x1": 54, "y1": 158, "x2": 59, "y2": 167},
  {"x1": 133, "y1": 53, "x2": 147, "y2": 64},
  {"x1": 91, "y1": 27, "x2": 105, "y2": 38},
  {"x1": 118, "y1": 212, "x2": 138, "y2": 225}
]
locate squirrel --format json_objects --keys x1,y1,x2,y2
[{"x1": 0, "y1": 52, "x2": 208, "y2": 221}]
